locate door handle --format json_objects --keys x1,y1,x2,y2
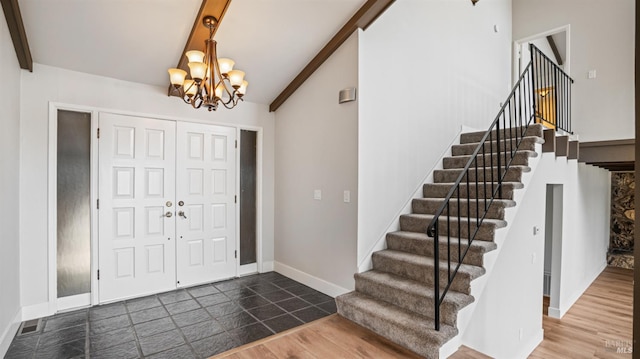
[
  {"x1": 178, "y1": 211, "x2": 187, "y2": 219},
  {"x1": 164, "y1": 211, "x2": 173, "y2": 218}
]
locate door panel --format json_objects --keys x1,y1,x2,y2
[
  {"x1": 98, "y1": 113, "x2": 176, "y2": 302},
  {"x1": 176, "y1": 122, "x2": 236, "y2": 287}
]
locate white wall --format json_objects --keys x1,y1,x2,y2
[
  {"x1": 0, "y1": 13, "x2": 22, "y2": 356},
  {"x1": 274, "y1": 32, "x2": 359, "y2": 295},
  {"x1": 19, "y1": 64, "x2": 275, "y2": 311},
  {"x1": 462, "y1": 155, "x2": 610, "y2": 358},
  {"x1": 513, "y1": 0, "x2": 635, "y2": 142},
  {"x1": 358, "y1": 0, "x2": 513, "y2": 266}
]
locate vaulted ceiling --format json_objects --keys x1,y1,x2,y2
[{"x1": 17, "y1": 0, "x2": 366, "y2": 105}]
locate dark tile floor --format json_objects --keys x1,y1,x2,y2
[{"x1": 5, "y1": 272, "x2": 337, "y2": 359}]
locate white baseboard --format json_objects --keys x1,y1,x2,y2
[
  {"x1": 0, "y1": 309, "x2": 22, "y2": 358},
  {"x1": 274, "y1": 261, "x2": 350, "y2": 298},
  {"x1": 548, "y1": 306, "x2": 562, "y2": 319},
  {"x1": 262, "y1": 261, "x2": 274, "y2": 272},
  {"x1": 21, "y1": 302, "x2": 52, "y2": 322},
  {"x1": 57, "y1": 293, "x2": 91, "y2": 312}
]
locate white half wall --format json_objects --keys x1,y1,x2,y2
[
  {"x1": 513, "y1": 0, "x2": 635, "y2": 142},
  {"x1": 19, "y1": 64, "x2": 275, "y2": 310},
  {"x1": 358, "y1": 0, "x2": 513, "y2": 266},
  {"x1": 0, "y1": 13, "x2": 23, "y2": 357},
  {"x1": 462, "y1": 155, "x2": 610, "y2": 358},
  {"x1": 274, "y1": 32, "x2": 359, "y2": 293}
]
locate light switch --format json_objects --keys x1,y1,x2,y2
[
  {"x1": 314, "y1": 189, "x2": 322, "y2": 200},
  {"x1": 588, "y1": 70, "x2": 597, "y2": 79},
  {"x1": 343, "y1": 190, "x2": 351, "y2": 203}
]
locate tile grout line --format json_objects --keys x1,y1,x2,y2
[
  {"x1": 124, "y1": 296, "x2": 149, "y2": 359},
  {"x1": 84, "y1": 309, "x2": 90, "y2": 358}
]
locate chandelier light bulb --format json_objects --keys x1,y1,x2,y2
[
  {"x1": 183, "y1": 79, "x2": 197, "y2": 97},
  {"x1": 167, "y1": 68, "x2": 187, "y2": 87},
  {"x1": 228, "y1": 70, "x2": 245, "y2": 88},
  {"x1": 185, "y1": 50, "x2": 205, "y2": 63},
  {"x1": 237, "y1": 80, "x2": 248, "y2": 96},
  {"x1": 218, "y1": 58, "x2": 235, "y2": 76}
]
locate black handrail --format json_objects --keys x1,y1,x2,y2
[
  {"x1": 427, "y1": 44, "x2": 574, "y2": 331},
  {"x1": 530, "y1": 44, "x2": 575, "y2": 133}
]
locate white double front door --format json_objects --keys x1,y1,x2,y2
[{"x1": 98, "y1": 113, "x2": 236, "y2": 303}]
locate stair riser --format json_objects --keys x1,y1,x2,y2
[
  {"x1": 443, "y1": 151, "x2": 533, "y2": 170},
  {"x1": 336, "y1": 298, "x2": 443, "y2": 359},
  {"x1": 354, "y1": 275, "x2": 459, "y2": 326},
  {"x1": 451, "y1": 137, "x2": 539, "y2": 156},
  {"x1": 459, "y1": 125, "x2": 544, "y2": 144},
  {"x1": 372, "y1": 254, "x2": 472, "y2": 294},
  {"x1": 412, "y1": 199, "x2": 506, "y2": 220},
  {"x1": 386, "y1": 234, "x2": 486, "y2": 266},
  {"x1": 433, "y1": 167, "x2": 524, "y2": 184},
  {"x1": 399, "y1": 215, "x2": 499, "y2": 241},
  {"x1": 423, "y1": 183, "x2": 518, "y2": 200}
]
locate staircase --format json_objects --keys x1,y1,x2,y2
[{"x1": 336, "y1": 124, "x2": 545, "y2": 358}]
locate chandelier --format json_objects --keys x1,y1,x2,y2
[{"x1": 167, "y1": 16, "x2": 248, "y2": 111}]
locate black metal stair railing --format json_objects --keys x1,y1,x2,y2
[{"x1": 427, "y1": 44, "x2": 574, "y2": 331}]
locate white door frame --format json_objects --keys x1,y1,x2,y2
[
  {"x1": 47, "y1": 102, "x2": 100, "y2": 312},
  {"x1": 48, "y1": 102, "x2": 266, "y2": 312},
  {"x1": 513, "y1": 25, "x2": 572, "y2": 84},
  {"x1": 236, "y1": 125, "x2": 265, "y2": 276}
]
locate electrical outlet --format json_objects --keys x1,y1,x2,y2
[
  {"x1": 343, "y1": 190, "x2": 351, "y2": 203},
  {"x1": 314, "y1": 189, "x2": 322, "y2": 200}
]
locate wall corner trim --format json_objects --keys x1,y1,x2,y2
[{"x1": 0, "y1": 308, "x2": 22, "y2": 357}]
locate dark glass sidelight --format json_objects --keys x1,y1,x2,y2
[{"x1": 57, "y1": 110, "x2": 92, "y2": 298}]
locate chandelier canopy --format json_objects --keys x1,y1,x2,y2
[{"x1": 168, "y1": 16, "x2": 247, "y2": 111}]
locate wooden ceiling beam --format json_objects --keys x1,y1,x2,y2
[
  {"x1": 1, "y1": 0, "x2": 32, "y2": 71},
  {"x1": 546, "y1": 35, "x2": 563, "y2": 66},
  {"x1": 269, "y1": 0, "x2": 395, "y2": 112},
  {"x1": 168, "y1": 0, "x2": 232, "y2": 96}
]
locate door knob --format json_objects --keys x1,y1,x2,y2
[
  {"x1": 178, "y1": 211, "x2": 187, "y2": 219},
  {"x1": 164, "y1": 211, "x2": 173, "y2": 218}
]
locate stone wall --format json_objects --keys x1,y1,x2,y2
[{"x1": 608, "y1": 172, "x2": 634, "y2": 269}]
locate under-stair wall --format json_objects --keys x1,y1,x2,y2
[{"x1": 460, "y1": 131, "x2": 610, "y2": 358}]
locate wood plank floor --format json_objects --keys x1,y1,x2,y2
[
  {"x1": 211, "y1": 314, "x2": 423, "y2": 359},
  {"x1": 211, "y1": 266, "x2": 632, "y2": 359}
]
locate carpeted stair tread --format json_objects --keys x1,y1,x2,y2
[
  {"x1": 451, "y1": 136, "x2": 544, "y2": 156},
  {"x1": 399, "y1": 213, "x2": 506, "y2": 241},
  {"x1": 386, "y1": 231, "x2": 497, "y2": 266},
  {"x1": 459, "y1": 123, "x2": 544, "y2": 144},
  {"x1": 433, "y1": 165, "x2": 530, "y2": 183},
  {"x1": 372, "y1": 250, "x2": 485, "y2": 293},
  {"x1": 336, "y1": 291, "x2": 457, "y2": 358},
  {"x1": 443, "y1": 150, "x2": 538, "y2": 170},
  {"x1": 354, "y1": 270, "x2": 474, "y2": 326},
  {"x1": 424, "y1": 181, "x2": 524, "y2": 200},
  {"x1": 412, "y1": 197, "x2": 514, "y2": 220}
]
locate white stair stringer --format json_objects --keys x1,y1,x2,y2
[{"x1": 440, "y1": 142, "x2": 544, "y2": 358}]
